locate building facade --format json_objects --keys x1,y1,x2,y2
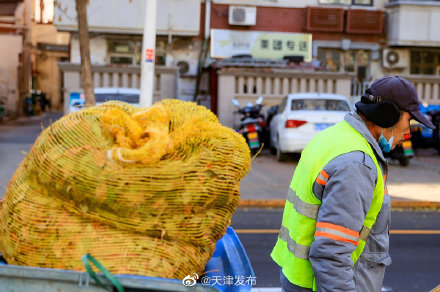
[
  {"x1": 0, "y1": 0, "x2": 31, "y2": 118},
  {"x1": 54, "y1": 0, "x2": 204, "y2": 109},
  {"x1": 32, "y1": 0, "x2": 70, "y2": 111},
  {"x1": 50, "y1": 0, "x2": 440, "y2": 125}
]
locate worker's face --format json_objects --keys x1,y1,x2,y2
[{"x1": 381, "y1": 111, "x2": 411, "y2": 150}]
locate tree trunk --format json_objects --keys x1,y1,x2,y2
[{"x1": 75, "y1": 0, "x2": 95, "y2": 105}]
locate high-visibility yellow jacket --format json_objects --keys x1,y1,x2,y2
[{"x1": 271, "y1": 120, "x2": 385, "y2": 291}]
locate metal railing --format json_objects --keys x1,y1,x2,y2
[
  {"x1": 402, "y1": 75, "x2": 440, "y2": 105},
  {"x1": 58, "y1": 63, "x2": 178, "y2": 112}
]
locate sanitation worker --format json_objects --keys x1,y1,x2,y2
[{"x1": 271, "y1": 76, "x2": 436, "y2": 292}]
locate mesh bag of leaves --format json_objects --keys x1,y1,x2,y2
[{"x1": 0, "y1": 99, "x2": 251, "y2": 279}]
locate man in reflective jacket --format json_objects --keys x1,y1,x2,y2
[{"x1": 271, "y1": 76, "x2": 436, "y2": 292}]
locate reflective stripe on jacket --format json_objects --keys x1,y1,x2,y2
[{"x1": 271, "y1": 119, "x2": 385, "y2": 291}]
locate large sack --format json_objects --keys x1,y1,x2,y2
[{"x1": 0, "y1": 99, "x2": 251, "y2": 279}]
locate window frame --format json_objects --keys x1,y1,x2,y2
[
  {"x1": 107, "y1": 39, "x2": 142, "y2": 65},
  {"x1": 290, "y1": 98, "x2": 351, "y2": 112},
  {"x1": 278, "y1": 97, "x2": 288, "y2": 114},
  {"x1": 410, "y1": 49, "x2": 440, "y2": 76},
  {"x1": 318, "y1": 0, "x2": 373, "y2": 6}
]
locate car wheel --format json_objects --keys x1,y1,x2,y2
[
  {"x1": 435, "y1": 121, "x2": 440, "y2": 154},
  {"x1": 276, "y1": 137, "x2": 288, "y2": 162},
  {"x1": 270, "y1": 145, "x2": 276, "y2": 155},
  {"x1": 270, "y1": 137, "x2": 276, "y2": 155}
]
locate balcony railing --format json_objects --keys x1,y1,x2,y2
[
  {"x1": 350, "y1": 76, "x2": 440, "y2": 106},
  {"x1": 58, "y1": 63, "x2": 178, "y2": 112},
  {"x1": 403, "y1": 75, "x2": 440, "y2": 105},
  {"x1": 217, "y1": 68, "x2": 354, "y2": 127}
]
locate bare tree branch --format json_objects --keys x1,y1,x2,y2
[{"x1": 75, "y1": 0, "x2": 95, "y2": 105}]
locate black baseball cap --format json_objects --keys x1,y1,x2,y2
[{"x1": 355, "y1": 76, "x2": 435, "y2": 129}]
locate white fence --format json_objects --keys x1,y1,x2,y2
[
  {"x1": 217, "y1": 68, "x2": 354, "y2": 128},
  {"x1": 403, "y1": 75, "x2": 440, "y2": 105},
  {"x1": 350, "y1": 77, "x2": 440, "y2": 106},
  {"x1": 59, "y1": 63, "x2": 178, "y2": 112}
]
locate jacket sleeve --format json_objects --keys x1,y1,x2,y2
[{"x1": 308, "y1": 151, "x2": 377, "y2": 292}]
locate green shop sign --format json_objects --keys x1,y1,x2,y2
[{"x1": 211, "y1": 29, "x2": 312, "y2": 61}]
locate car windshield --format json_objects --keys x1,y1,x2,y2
[
  {"x1": 95, "y1": 94, "x2": 140, "y2": 103},
  {"x1": 291, "y1": 99, "x2": 350, "y2": 111}
]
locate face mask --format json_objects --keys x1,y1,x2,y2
[{"x1": 378, "y1": 127, "x2": 394, "y2": 153}]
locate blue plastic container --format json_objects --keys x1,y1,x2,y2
[
  {"x1": 204, "y1": 227, "x2": 256, "y2": 291},
  {"x1": 0, "y1": 227, "x2": 254, "y2": 292}
]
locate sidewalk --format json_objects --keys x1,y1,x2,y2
[
  {"x1": 0, "y1": 112, "x2": 62, "y2": 197},
  {"x1": 1, "y1": 112, "x2": 440, "y2": 209},
  {"x1": 239, "y1": 149, "x2": 440, "y2": 209}
]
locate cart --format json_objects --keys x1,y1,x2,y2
[{"x1": 0, "y1": 227, "x2": 255, "y2": 292}]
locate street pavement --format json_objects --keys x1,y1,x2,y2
[
  {"x1": 231, "y1": 208, "x2": 440, "y2": 291},
  {"x1": 1, "y1": 111, "x2": 440, "y2": 292},
  {"x1": 0, "y1": 112, "x2": 61, "y2": 198},
  {"x1": 2, "y1": 111, "x2": 440, "y2": 204},
  {"x1": 240, "y1": 148, "x2": 440, "y2": 204}
]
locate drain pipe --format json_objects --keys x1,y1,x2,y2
[
  {"x1": 204, "y1": 0, "x2": 211, "y2": 40},
  {"x1": 192, "y1": 0, "x2": 210, "y2": 102}
]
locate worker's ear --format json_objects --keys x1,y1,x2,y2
[{"x1": 357, "y1": 92, "x2": 400, "y2": 128}]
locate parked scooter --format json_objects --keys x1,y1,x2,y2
[
  {"x1": 384, "y1": 134, "x2": 414, "y2": 166},
  {"x1": 232, "y1": 96, "x2": 266, "y2": 154},
  {"x1": 410, "y1": 105, "x2": 440, "y2": 154},
  {"x1": 23, "y1": 90, "x2": 50, "y2": 116}
]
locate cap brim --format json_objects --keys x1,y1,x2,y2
[{"x1": 410, "y1": 110, "x2": 436, "y2": 129}]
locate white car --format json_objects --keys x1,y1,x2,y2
[
  {"x1": 94, "y1": 87, "x2": 140, "y2": 107},
  {"x1": 270, "y1": 93, "x2": 351, "y2": 161},
  {"x1": 68, "y1": 87, "x2": 140, "y2": 113}
]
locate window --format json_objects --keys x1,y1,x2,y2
[
  {"x1": 317, "y1": 49, "x2": 342, "y2": 72},
  {"x1": 95, "y1": 94, "x2": 139, "y2": 104},
  {"x1": 278, "y1": 97, "x2": 288, "y2": 113},
  {"x1": 110, "y1": 57, "x2": 134, "y2": 65},
  {"x1": 35, "y1": 0, "x2": 54, "y2": 23},
  {"x1": 317, "y1": 48, "x2": 370, "y2": 81},
  {"x1": 318, "y1": 0, "x2": 373, "y2": 5},
  {"x1": 107, "y1": 38, "x2": 168, "y2": 66},
  {"x1": 410, "y1": 50, "x2": 440, "y2": 75},
  {"x1": 108, "y1": 39, "x2": 142, "y2": 65},
  {"x1": 291, "y1": 99, "x2": 350, "y2": 111}
]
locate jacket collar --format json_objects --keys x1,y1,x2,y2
[{"x1": 345, "y1": 111, "x2": 387, "y2": 163}]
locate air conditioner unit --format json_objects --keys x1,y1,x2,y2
[
  {"x1": 382, "y1": 49, "x2": 409, "y2": 69},
  {"x1": 228, "y1": 6, "x2": 257, "y2": 26},
  {"x1": 175, "y1": 60, "x2": 199, "y2": 76}
]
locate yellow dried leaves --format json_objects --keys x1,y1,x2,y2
[
  {"x1": 103, "y1": 103, "x2": 173, "y2": 164},
  {"x1": 0, "y1": 99, "x2": 251, "y2": 279}
]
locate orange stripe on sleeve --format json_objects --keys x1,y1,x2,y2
[
  {"x1": 320, "y1": 170, "x2": 329, "y2": 180},
  {"x1": 315, "y1": 177, "x2": 327, "y2": 186},
  {"x1": 316, "y1": 222, "x2": 359, "y2": 238},
  {"x1": 314, "y1": 231, "x2": 359, "y2": 246}
]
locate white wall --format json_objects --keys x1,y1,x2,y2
[
  {"x1": 387, "y1": 2, "x2": 440, "y2": 46},
  {"x1": 54, "y1": 0, "x2": 201, "y2": 36},
  {"x1": 70, "y1": 35, "x2": 107, "y2": 64},
  {"x1": 31, "y1": 23, "x2": 70, "y2": 46},
  {"x1": 0, "y1": 35, "x2": 22, "y2": 116},
  {"x1": 212, "y1": 0, "x2": 386, "y2": 9}
]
